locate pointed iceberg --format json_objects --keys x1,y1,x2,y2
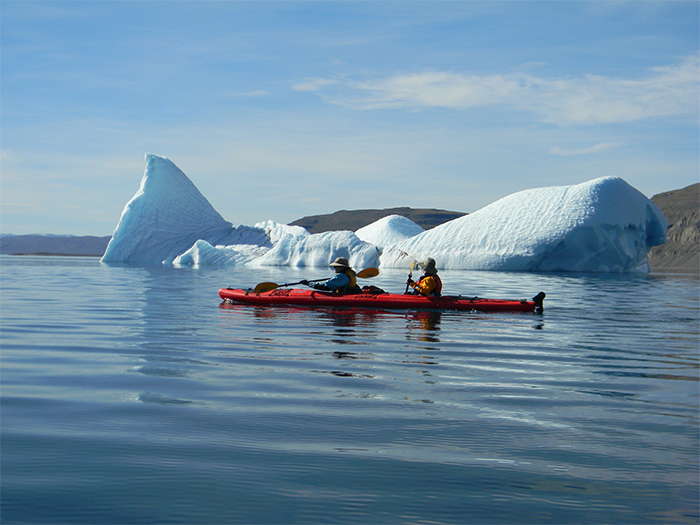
[{"x1": 102, "y1": 154, "x2": 240, "y2": 264}]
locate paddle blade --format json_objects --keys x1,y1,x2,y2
[
  {"x1": 253, "y1": 282, "x2": 278, "y2": 294},
  {"x1": 357, "y1": 267, "x2": 379, "y2": 278}
]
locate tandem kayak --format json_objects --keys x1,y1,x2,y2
[{"x1": 219, "y1": 288, "x2": 546, "y2": 313}]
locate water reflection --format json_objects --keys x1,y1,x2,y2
[
  {"x1": 405, "y1": 311, "x2": 442, "y2": 342},
  {"x1": 312, "y1": 369, "x2": 376, "y2": 379},
  {"x1": 4, "y1": 259, "x2": 699, "y2": 525},
  {"x1": 220, "y1": 301, "x2": 443, "y2": 335},
  {"x1": 331, "y1": 351, "x2": 362, "y2": 360}
]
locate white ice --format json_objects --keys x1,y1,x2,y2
[
  {"x1": 381, "y1": 177, "x2": 668, "y2": 272},
  {"x1": 355, "y1": 214, "x2": 424, "y2": 248},
  {"x1": 248, "y1": 229, "x2": 381, "y2": 270},
  {"x1": 102, "y1": 155, "x2": 244, "y2": 263},
  {"x1": 101, "y1": 154, "x2": 667, "y2": 273},
  {"x1": 173, "y1": 240, "x2": 269, "y2": 268}
]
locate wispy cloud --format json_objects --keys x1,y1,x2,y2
[
  {"x1": 549, "y1": 143, "x2": 622, "y2": 156},
  {"x1": 0, "y1": 150, "x2": 15, "y2": 162},
  {"x1": 225, "y1": 90, "x2": 269, "y2": 98},
  {"x1": 304, "y1": 54, "x2": 699, "y2": 126},
  {"x1": 292, "y1": 78, "x2": 340, "y2": 92}
]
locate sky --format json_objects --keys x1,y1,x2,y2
[{"x1": 1, "y1": 1, "x2": 698, "y2": 236}]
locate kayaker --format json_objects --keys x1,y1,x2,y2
[
  {"x1": 301, "y1": 257, "x2": 362, "y2": 294},
  {"x1": 407, "y1": 257, "x2": 442, "y2": 297}
]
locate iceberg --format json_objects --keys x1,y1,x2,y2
[
  {"x1": 249, "y1": 229, "x2": 381, "y2": 270},
  {"x1": 381, "y1": 177, "x2": 668, "y2": 272},
  {"x1": 355, "y1": 214, "x2": 424, "y2": 248},
  {"x1": 172, "y1": 240, "x2": 269, "y2": 268},
  {"x1": 101, "y1": 154, "x2": 667, "y2": 273},
  {"x1": 253, "y1": 220, "x2": 309, "y2": 245},
  {"x1": 102, "y1": 154, "x2": 268, "y2": 264},
  {"x1": 171, "y1": 221, "x2": 307, "y2": 268}
]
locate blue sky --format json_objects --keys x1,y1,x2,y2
[{"x1": 2, "y1": 1, "x2": 698, "y2": 236}]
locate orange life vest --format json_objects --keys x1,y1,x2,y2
[{"x1": 415, "y1": 274, "x2": 442, "y2": 296}]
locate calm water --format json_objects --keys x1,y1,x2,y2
[{"x1": 1, "y1": 255, "x2": 698, "y2": 524}]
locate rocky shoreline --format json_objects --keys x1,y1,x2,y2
[{"x1": 647, "y1": 183, "x2": 699, "y2": 273}]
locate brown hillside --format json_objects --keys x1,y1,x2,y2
[
  {"x1": 648, "y1": 183, "x2": 699, "y2": 273},
  {"x1": 290, "y1": 207, "x2": 466, "y2": 233}
]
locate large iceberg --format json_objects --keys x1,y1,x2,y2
[
  {"x1": 381, "y1": 177, "x2": 668, "y2": 272},
  {"x1": 102, "y1": 155, "x2": 269, "y2": 264},
  {"x1": 101, "y1": 154, "x2": 667, "y2": 272}
]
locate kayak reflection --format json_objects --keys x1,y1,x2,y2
[
  {"x1": 405, "y1": 310, "x2": 442, "y2": 343},
  {"x1": 219, "y1": 302, "x2": 443, "y2": 343}
]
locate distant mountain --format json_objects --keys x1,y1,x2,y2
[
  {"x1": 0, "y1": 234, "x2": 111, "y2": 256},
  {"x1": 290, "y1": 207, "x2": 466, "y2": 233},
  {"x1": 648, "y1": 183, "x2": 699, "y2": 273}
]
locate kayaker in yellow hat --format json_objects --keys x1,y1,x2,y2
[
  {"x1": 301, "y1": 257, "x2": 362, "y2": 294},
  {"x1": 407, "y1": 257, "x2": 442, "y2": 297}
]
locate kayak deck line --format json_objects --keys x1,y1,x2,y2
[{"x1": 219, "y1": 288, "x2": 546, "y2": 313}]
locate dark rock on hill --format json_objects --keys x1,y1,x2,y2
[
  {"x1": 290, "y1": 207, "x2": 466, "y2": 233},
  {"x1": 648, "y1": 183, "x2": 699, "y2": 273},
  {"x1": 0, "y1": 234, "x2": 111, "y2": 256}
]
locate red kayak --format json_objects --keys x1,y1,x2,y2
[{"x1": 219, "y1": 287, "x2": 545, "y2": 313}]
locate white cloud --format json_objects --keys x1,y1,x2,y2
[
  {"x1": 225, "y1": 90, "x2": 269, "y2": 98},
  {"x1": 347, "y1": 72, "x2": 523, "y2": 109},
  {"x1": 549, "y1": 143, "x2": 622, "y2": 156},
  {"x1": 310, "y1": 54, "x2": 699, "y2": 126},
  {"x1": 0, "y1": 150, "x2": 16, "y2": 162},
  {"x1": 292, "y1": 77, "x2": 340, "y2": 92}
]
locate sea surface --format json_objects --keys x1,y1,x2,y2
[{"x1": 1, "y1": 255, "x2": 698, "y2": 524}]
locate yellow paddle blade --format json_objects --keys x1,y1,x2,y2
[
  {"x1": 253, "y1": 282, "x2": 278, "y2": 294},
  {"x1": 357, "y1": 267, "x2": 379, "y2": 278}
]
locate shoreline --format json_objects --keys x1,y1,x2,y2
[
  {"x1": 3, "y1": 253, "x2": 103, "y2": 257},
  {"x1": 2, "y1": 253, "x2": 696, "y2": 274}
]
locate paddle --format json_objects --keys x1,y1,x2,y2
[
  {"x1": 253, "y1": 267, "x2": 379, "y2": 294},
  {"x1": 404, "y1": 261, "x2": 415, "y2": 294}
]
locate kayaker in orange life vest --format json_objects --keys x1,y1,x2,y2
[
  {"x1": 407, "y1": 257, "x2": 442, "y2": 297},
  {"x1": 301, "y1": 257, "x2": 362, "y2": 294}
]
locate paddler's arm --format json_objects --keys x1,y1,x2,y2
[
  {"x1": 408, "y1": 276, "x2": 436, "y2": 296},
  {"x1": 310, "y1": 273, "x2": 350, "y2": 291}
]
